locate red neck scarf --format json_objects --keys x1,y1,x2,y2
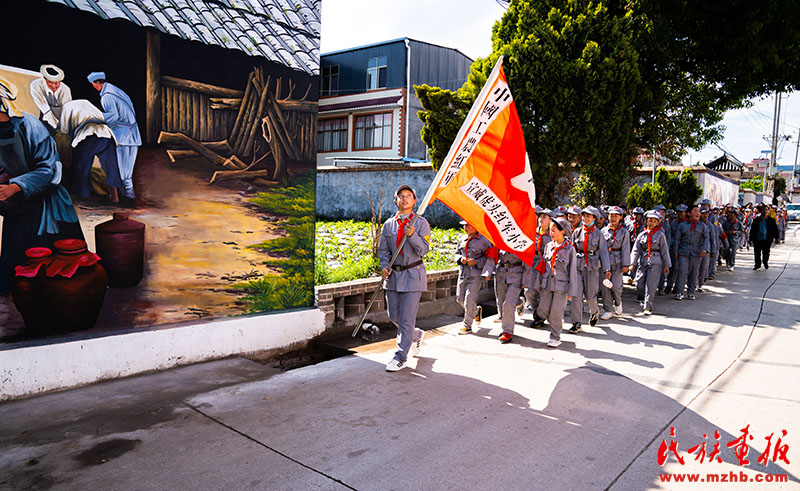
[
  {"x1": 396, "y1": 212, "x2": 415, "y2": 256},
  {"x1": 646, "y1": 226, "x2": 661, "y2": 258},
  {"x1": 551, "y1": 240, "x2": 568, "y2": 274},
  {"x1": 690, "y1": 220, "x2": 698, "y2": 232},
  {"x1": 536, "y1": 231, "x2": 547, "y2": 257},
  {"x1": 464, "y1": 234, "x2": 475, "y2": 259},
  {"x1": 583, "y1": 224, "x2": 595, "y2": 266}
]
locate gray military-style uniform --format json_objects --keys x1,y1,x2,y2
[
  {"x1": 571, "y1": 224, "x2": 610, "y2": 322},
  {"x1": 524, "y1": 230, "x2": 552, "y2": 311},
  {"x1": 495, "y1": 250, "x2": 525, "y2": 336},
  {"x1": 537, "y1": 239, "x2": 581, "y2": 343},
  {"x1": 630, "y1": 227, "x2": 672, "y2": 311},
  {"x1": 378, "y1": 212, "x2": 431, "y2": 363},
  {"x1": 673, "y1": 220, "x2": 710, "y2": 296},
  {"x1": 657, "y1": 218, "x2": 672, "y2": 292},
  {"x1": 454, "y1": 232, "x2": 494, "y2": 330},
  {"x1": 601, "y1": 224, "x2": 630, "y2": 312},
  {"x1": 721, "y1": 216, "x2": 744, "y2": 267},
  {"x1": 699, "y1": 216, "x2": 717, "y2": 288}
]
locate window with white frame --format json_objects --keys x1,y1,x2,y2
[
  {"x1": 317, "y1": 117, "x2": 348, "y2": 152},
  {"x1": 354, "y1": 113, "x2": 392, "y2": 150},
  {"x1": 366, "y1": 56, "x2": 387, "y2": 90},
  {"x1": 321, "y1": 65, "x2": 339, "y2": 96}
]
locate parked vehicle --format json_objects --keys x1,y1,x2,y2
[{"x1": 786, "y1": 203, "x2": 800, "y2": 221}]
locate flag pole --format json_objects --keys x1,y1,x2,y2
[{"x1": 351, "y1": 56, "x2": 506, "y2": 337}]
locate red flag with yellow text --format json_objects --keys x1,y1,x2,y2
[{"x1": 419, "y1": 57, "x2": 538, "y2": 265}]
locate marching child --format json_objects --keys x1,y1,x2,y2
[
  {"x1": 534, "y1": 217, "x2": 580, "y2": 348},
  {"x1": 601, "y1": 206, "x2": 630, "y2": 319},
  {"x1": 630, "y1": 210, "x2": 671, "y2": 315},
  {"x1": 454, "y1": 220, "x2": 494, "y2": 335},
  {"x1": 569, "y1": 206, "x2": 611, "y2": 332}
]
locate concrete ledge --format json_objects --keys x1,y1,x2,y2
[{"x1": 0, "y1": 308, "x2": 325, "y2": 401}]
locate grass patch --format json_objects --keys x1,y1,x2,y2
[{"x1": 235, "y1": 176, "x2": 315, "y2": 312}]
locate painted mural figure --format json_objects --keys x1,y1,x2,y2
[
  {"x1": 0, "y1": 75, "x2": 84, "y2": 294},
  {"x1": 29, "y1": 64, "x2": 72, "y2": 133},
  {"x1": 59, "y1": 99, "x2": 122, "y2": 202},
  {"x1": 88, "y1": 72, "x2": 140, "y2": 199}
]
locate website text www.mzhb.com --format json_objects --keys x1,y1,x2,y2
[{"x1": 660, "y1": 471, "x2": 788, "y2": 483}]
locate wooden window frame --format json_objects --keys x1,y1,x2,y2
[{"x1": 352, "y1": 111, "x2": 393, "y2": 151}]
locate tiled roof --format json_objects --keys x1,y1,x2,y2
[{"x1": 47, "y1": 0, "x2": 320, "y2": 75}]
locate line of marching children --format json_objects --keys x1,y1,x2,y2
[{"x1": 454, "y1": 200, "x2": 758, "y2": 349}]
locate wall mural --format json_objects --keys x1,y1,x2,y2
[{"x1": 0, "y1": 0, "x2": 320, "y2": 341}]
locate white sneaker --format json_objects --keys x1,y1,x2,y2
[
  {"x1": 493, "y1": 317, "x2": 503, "y2": 323},
  {"x1": 385, "y1": 359, "x2": 405, "y2": 372},
  {"x1": 643, "y1": 309, "x2": 652, "y2": 316},
  {"x1": 410, "y1": 330, "x2": 425, "y2": 357},
  {"x1": 614, "y1": 304, "x2": 623, "y2": 315},
  {"x1": 546, "y1": 339, "x2": 561, "y2": 348},
  {"x1": 600, "y1": 311, "x2": 614, "y2": 320}
]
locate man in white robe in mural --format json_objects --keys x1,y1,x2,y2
[
  {"x1": 29, "y1": 64, "x2": 72, "y2": 134},
  {"x1": 87, "y1": 71, "x2": 140, "y2": 200}
]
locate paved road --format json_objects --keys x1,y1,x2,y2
[{"x1": 2, "y1": 226, "x2": 799, "y2": 490}]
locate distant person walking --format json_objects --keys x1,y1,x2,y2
[{"x1": 749, "y1": 204, "x2": 779, "y2": 270}]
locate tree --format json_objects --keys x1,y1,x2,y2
[
  {"x1": 678, "y1": 168, "x2": 703, "y2": 206},
  {"x1": 415, "y1": 85, "x2": 472, "y2": 171},
  {"x1": 415, "y1": 0, "x2": 800, "y2": 205},
  {"x1": 625, "y1": 181, "x2": 663, "y2": 210},
  {"x1": 740, "y1": 176, "x2": 763, "y2": 192},
  {"x1": 774, "y1": 176, "x2": 787, "y2": 197}
]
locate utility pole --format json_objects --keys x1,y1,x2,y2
[
  {"x1": 793, "y1": 128, "x2": 800, "y2": 202},
  {"x1": 651, "y1": 147, "x2": 656, "y2": 184},
  {"x1": 765, "y1": 92, "x2": 782, "y2": 198}
]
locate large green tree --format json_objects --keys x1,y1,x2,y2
[{"x1": 416, "y1": 0, "x2": 800, "y2": 205}]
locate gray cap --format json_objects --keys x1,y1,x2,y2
[
  {"x1": 553, "y1": 217, "x2": 571, "y2": 235},
  {"x1": 395, "y1": 184, "x2": 416, "y2": 198},
  {"x1": 633, "y1": 207, "x2": 645, "y2": 215},
  {"x1": 582, "y1": 206, "x2": 601, "y2": 219},
  {"x1": 567, "y1": 205, "x2": 582, "y2": 216},
  {"x1": 675, "y1": 204, "x2": 688, "y2": 212},
  {"x1": 653, "y1": 204, "x2": 666, "y2": 211},
  {"x1": 645, "y1": 210, "x2": 661, "y2": 220},
  {"x1": 534, "y1": 204, "x2": 543, "y2": 214},
  {"x1": 607, "y1": 206, "x2": 624, "y2": 216}
]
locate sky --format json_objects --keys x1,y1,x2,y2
[{"x1": 320, "y1": 0, "x2": 800, "y2": 169}]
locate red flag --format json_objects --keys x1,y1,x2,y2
[{"x1": 418, "y1": 57, "x2": 537, "y2": 265}]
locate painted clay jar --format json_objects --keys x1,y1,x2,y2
[
  {"x1": 11, "y1": 247, "x2": 52, "y2": 335},
  {"x1": 38, "y1": 239, "x2": 108, "y2": 332},
  {"x1": 94, "y1": 212, "x2": 145, "y2": 287}
]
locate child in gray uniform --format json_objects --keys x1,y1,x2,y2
[
  {"x1": 601, "y1": 206, "x2": 630, "y2": 319},
  {"x1": 454, "y1": 220, "x2": 494, "y2": 335},
  {"x1": 630, "y1": 210, "x2": 671, "y2": 315},
  {"x1": 495, "y1": 249, "x2": 525, "y2": 343},
  {"x1": 569, "y1": 206, "x2": 611, "y2": 332},
  {"x1": 535, "y1": 217, "x2": 580, "y2": 348},
  {"x1": 379, "y1": 185, "x2": 431, "y2": 372}
]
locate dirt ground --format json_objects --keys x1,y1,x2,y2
[{"x1": 0, "y1": 148, "x2": 287, "y2": 341}]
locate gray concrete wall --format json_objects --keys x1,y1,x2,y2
[{"x1": 316, "y1": 164, "x2": 461, "y2": 227}]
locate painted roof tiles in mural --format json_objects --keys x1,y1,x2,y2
[{"x1": 47, "y1": 0, "x2": 320, "y2": 75}]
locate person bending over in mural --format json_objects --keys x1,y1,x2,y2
[
  {"x1": 59, "y1": 99, "x2": 122, "y2": 203},
  {"x1": 379, "y1": 185, "x2": 430, "y2": 372},
  {"x1": 88, "y1": 72, "x2": 141, "y2": 201},
  {"x1": 0, "y1": 75, "x2": 84, "y2": 294}
]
